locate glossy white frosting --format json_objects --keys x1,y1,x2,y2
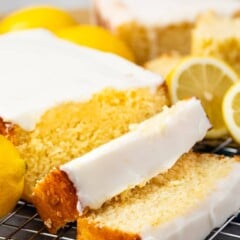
[
  {"x1": 60, "y1": 98, "x2": 211, "y2": 212},
  {"x1": 0, "y1": 30, "x2": 163, "y2": 131},
  {"x1": 141, "y1": 161, "x2": 240, "y2": 240},
  {"x1": 94, "y1": 0, "x2": 240, "y2": 28}
]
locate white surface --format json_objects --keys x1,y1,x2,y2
[
  {"x1": 94, "y1": 0, "x2": 240, "y2": 28},
  {"x1": 0, "y1": 0, "x2": 89, "y2": 13},
  {"x1": 141, "y1": 161, "x2": 240, "y2": 240},
  {"x1": 0, "y1": 29, "x2": 163, "y2": 131},
  {"x1": 61, "y1": 98, "x2": 211, "y2": 212}
]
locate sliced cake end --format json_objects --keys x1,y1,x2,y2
[{"x1": 77, "y1": 152, "x2": 240, "y2": 240}]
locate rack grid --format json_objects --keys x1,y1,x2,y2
[{"x1": 0, "y1": 138, "x2": 239, "y2": 240}]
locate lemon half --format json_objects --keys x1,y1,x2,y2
[
  {"x1": 0, "y1": 135, "x2": 25, "y2": 217},
  {"x1": 167, "y1": 57, "x2": 238, "y2": 138}
]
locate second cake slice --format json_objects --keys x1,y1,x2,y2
[{"x1": 77, "y1": 152, "x2": 240, "y2": 240}]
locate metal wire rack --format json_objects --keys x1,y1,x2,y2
[
  {"x1": 0, "y1": 138, "x2": 239, "y2": 240},
  {"x1": 0, "y1": 201, "x2": 76, "y2": 240}
]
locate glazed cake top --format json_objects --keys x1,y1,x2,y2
[{"x1": 0, "y1": 30, "x2": 163, "y2": 131}]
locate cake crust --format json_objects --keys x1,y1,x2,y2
[
  {"x1": 77, "y1": 218, "x2": 141, "y2": 240},
  {"x1": 32, "y1": 168, "x2": 78, "y2": 233}
]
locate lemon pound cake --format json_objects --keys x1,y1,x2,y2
[
  {"x1": 93, "y1": 0, "x2": 240, "y2": 64},
  {"x1": 77, "y1": 152, "x2": 240, "y2": 240},
  {"x1": 192, "y1": 13, "x2": 240, "y2": 75},
  {"x1": 0, "y1": 29, "x2": 168, "y2": 202},
  {"x1": 32, "y1": 98, "x2": 210, "y2": 233}
]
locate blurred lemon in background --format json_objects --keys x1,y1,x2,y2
[
  {"x1": 0, "y1": 6, "x2": 77, "y2": 33},
  {"x1": 167, "y1": 56, "x2": 238, "y2": 138},
  {"x1": 57, "y1": 25, "x2": 135, "y2": 62},
  {"x1": 0, "y1": 135, "x2": 25, "y2": 217}
]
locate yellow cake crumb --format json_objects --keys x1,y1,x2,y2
[{"x1": 116, "y1": 22, "x2": 192, "y2": 64}]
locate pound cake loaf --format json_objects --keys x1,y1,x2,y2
[
  {"x1": 32, "y1": 98, "x2": 210, "y2": 233},
  {"x1": 192, "y1": 13, "x2": 240, "y2": 75},
  {"x1": 77, "y1": 152, "x2": 240, "y2": 240},
  {"x1": 0, "y1": 29, "x2": 168, "y2": 202},
  {"x1": 93, "y1": 0, "x2": 240, "y2": 64}
]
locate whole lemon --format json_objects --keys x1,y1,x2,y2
[
  {"x1": 57, "y1": 25, "x2": 135, "y2": 62},
  {"x1": 0, "y1": 6, "x2": 77, "y2": 33},
  {"x1": 0, "y1": 135, "x2": 25, "y2": 217}
]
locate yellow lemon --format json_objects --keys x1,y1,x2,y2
[
  {"x1": 57, "y1": 25, "x2": 135, "y2": 62},
  {"x1": 167, "y1": 57, "x2": 238, "y2": 138},
  {"x1": 0, "y1": 6, "x2": 77, "y2": 33},
  {"x1": 0, "y1": 135, "x2": 25, "y2": 217},
  {"x1": 223, "y1": 82, "x2": 240, "y2": 143}
]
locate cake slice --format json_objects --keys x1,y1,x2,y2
[
  {"x1": 93, "y1": 0, "x2": 240, "y2": 64},
  {"x1": 77, "y1": 152, "x2": 240, "y2": 240},
  {"x1": 192, "y1": 13, "x2": 240, "y2": 75},
  {"x1": 144, "y1": 52, "x2": 182, "y2": 77},
  {"x1": 32, "y1": 98, "x2": 210, "y2": 233},
  {"x1": 0, "y1": 29, "x2": 168, "y2": 201}
]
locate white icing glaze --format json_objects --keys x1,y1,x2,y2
[
  {"x1": 141, "y1": 162, "x2": 240, "y2": 240},
  {"x1": 94, "y1": 0, "x2": 240, "y2": 28},
  {"x1": 60, "y1": 98, "x2": 211, "y2": 212},
  {"x1": 0, "y1": 29, "x2": 163, "y2": 131}
]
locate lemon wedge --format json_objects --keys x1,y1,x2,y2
[
  {"x1": 0, "y1": 135, "x2": 25, "y2": 217},
  {"x1": 223, "y1": 82, "x2": 240, "y2": 143},
  {"x1": 56, "y1": 25, "x2": 135, "y2": 62},
  {"x1": 0, "y1": 6, "x2": 77, "y2": 33},
  {"x1": 167, "y1": 57, "x2": 238, "y2": 138}
]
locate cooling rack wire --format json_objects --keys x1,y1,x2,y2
[{"x1": 0, "y1": 137, "x2": 240, "y2": 240}]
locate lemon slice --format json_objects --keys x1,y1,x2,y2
[
  {"x1": 56, "y1": 25, "x2": 135, "y2": 62},
  {"x1": 0, "y1": 6, "x2": 77, "y2": 33},
  {"x1": 167, "y1": 57, "x2": 238, "y2": 138},
  {"x1": 0, "y1": 135, "x2": 25, "y2": 217},
  {"x1": 223, "y1": 82, "x2": 240, "y2": 143}
]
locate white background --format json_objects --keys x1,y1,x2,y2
[{"x1": 0, "y1": 0, "x2": 90, "y2": 13}]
